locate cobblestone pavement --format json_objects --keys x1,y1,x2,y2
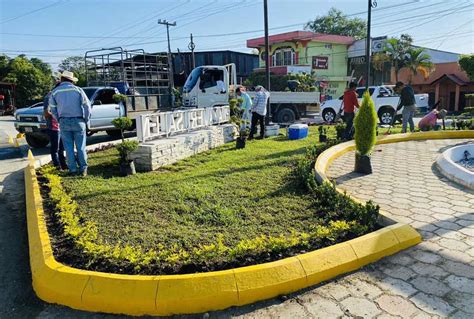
[{"x1": 318, "y1": 139, "x2": 473, "y2": 319}]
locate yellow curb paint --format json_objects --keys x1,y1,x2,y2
[
  {"x1": 24, "y1": 128, "x2": 430, "y2": 316},
  {"x1": 297, "y1": 243, "x2": 359, "y2": 286},
  {"x1": 81, "y1": 273, "x2": 159, "y2": 316},
  {"x1": 233, "y1": 257, "x2": 307, "y2": 306},
  {"x1": 349, "y1": 227, "x2": 400, "y2": 265},
  {"x1": 27, "y1": 149, "x2": 34, "y2": 161},
  {"x1": 156, "y1": 270, "x2": 239, "y2": 315}
]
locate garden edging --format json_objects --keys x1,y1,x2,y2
[{"x1": 25, "y1": 134, "x2": 427, "y2": 316}]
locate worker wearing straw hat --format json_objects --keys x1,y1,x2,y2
[{"x1": 50, "y1": 71, "x2": 91, "y2": 176}]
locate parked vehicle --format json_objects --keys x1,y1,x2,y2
[
  {"x1": 0, "y1": 82, "x2": 16, "y2": 116},
  {"x1": 320, "y1": 86, "x2": 429, "y2": 125},
  {"x1": 14, "y1": 87, "x2": 125, "y2": 148},
  {"x1": 15, "y1": 47, "x2": 171, "y2": 148},
  {"x1": 182, "y1": 64, "x2": 320, "y2": 123}
]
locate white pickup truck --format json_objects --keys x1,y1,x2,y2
[{"x1": 320, "y1": 86, "x2": 429, "y2": 125}]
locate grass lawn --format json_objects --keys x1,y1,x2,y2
[
  {"x1": 40, "y1": 124, "x2": 392, "y2": 274},
  {"x1": 62, "y1": 127, "x2": 329, "y2": 251}
]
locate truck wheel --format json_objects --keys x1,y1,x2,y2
[
  {"x1": 276, "y1": 108, "x2": 296, "y2": 123},
  {"x1": 322, "y1": 109, "x2": 336, "y2": 123},
  {"x1": 378, "y1": 107, "x2": 394, "y2": 125},
  {"x1": 25, "y1": 133, "x2": 49, "y2": 148}
]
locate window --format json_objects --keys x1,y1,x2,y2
[
  {"x1": 324, "y1": 43, "x2": 332, "y2": 49},
  {"x1": 199, "y1": 69, "x2": 224, "y2": 90},
  {"x1": 272, "y1": 48, "x2": 295, "y2": 66},
  {"x1": 96, "y1": 89, "x2": 116, "y2": 104},
  {"x1": 356, "y1": 88, "x2": 375, "y2": 98}
]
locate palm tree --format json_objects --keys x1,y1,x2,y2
[
  {"x1": 404, "y1": 48, "x2": 434, "y2": 84},
  {"x1": 382, "y1": 34, "x2": 413, "y2": 82}
]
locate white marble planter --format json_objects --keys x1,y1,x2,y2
[{"x1": 435, "y1": 143, "x2": 474, "y2": 190}]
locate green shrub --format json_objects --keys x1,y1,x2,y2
[
  {"x1": 116, "y1": 140, "x2": 139, "y2": 162},
  {"x1": 354, "y1": 91, "x2": 377, "y2": 155},
  {"x1": 113, "y1": 93, "x2": 127, "y2": 104},
  {"x1": 463, "y1": 107, "x2": 474, "y2": 116}
]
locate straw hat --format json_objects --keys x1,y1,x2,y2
[{"x1": 58, "y1": 70, "x2": 78, "y2": 83}]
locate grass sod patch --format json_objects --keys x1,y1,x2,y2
[{"x1": 39, "y1": 126, "x2": 381, "y2": 274}]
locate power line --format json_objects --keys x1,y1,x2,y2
[{"x1": 0, "y1": 0, "x2": 69, "y2": 24}]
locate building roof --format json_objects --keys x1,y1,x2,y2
[
  {"x1": 246, "y1": 30, "x2": 355, "y2": 48},
  {"x1": 397, "y1": 62, "x2": 471, "y2": 85},
  {"x1": 430, "y1": 74, "x2": 469, "y2": 86}
]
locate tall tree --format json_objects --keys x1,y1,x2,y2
[
  {"x1": 1, "y1": 55, "x2": 53, "y2": 107},
  {"x1": 58, "y1": 56, "x2": 87, "y2": 87},
  {"x1": 404, "y1": 48, "x2": 433, "y2": 83},
  {"x1": 458, "y1": 54, "x2": 474, "y2": 81},
  {"x1": 305, "y1": 8, "x2": 367, "y2": 39},
  {"x1": 374, "y1": 34, "x2": 413, "y2": 82}
]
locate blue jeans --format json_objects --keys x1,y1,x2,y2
[
  {"x1": 402, "y1": 106, "x2": 415, "y2": 133},
  {"x1": 59, "y1": 118, "x2": 87, "y2": 173},
  {"x1": 47, "y1": 129, "x2": 67, "y2": 168}
]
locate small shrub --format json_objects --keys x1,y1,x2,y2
[
  {"x1": 354, "y1": 91, "x2": 377, "y2": 155},
  {"x1": 113, "y1": 93, "x2": 127, "y2": 104},
  {"x1": 116, "y1": 140, "x2": 139, "y2": 162}
]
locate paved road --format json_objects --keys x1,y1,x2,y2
[{"x1": 1, "y1": 115, "x2": 472, "y2": 318}]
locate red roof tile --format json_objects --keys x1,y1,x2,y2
[{"x1": 247, "y1": 30, "x2": 355, "y2": 48}]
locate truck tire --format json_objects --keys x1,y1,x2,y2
[
  {"x1": 322, "y1": 109, "x2": 337, "y2": 123},
  {"x1": 25, "y1": 133, "x2": 49, "y2": 148},
  {"x1": 378, "y1": 107, "x2": 395, "y2": 125},
  {"x1": 276, "y1": 107, "x2": 296, "y2": 123}
]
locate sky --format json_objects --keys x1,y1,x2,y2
[{"x1": 0, "y1": 0, "x2": 473, "y2": 70}]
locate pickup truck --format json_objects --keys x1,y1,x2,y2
[
  {"x1": 320, "y1": 86, "x2": 429, "y2": 125},
  {"x1": 14, "y1": 86, "x2": 124, "y2": 148}
]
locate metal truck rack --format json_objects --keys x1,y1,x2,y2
[{"x1": 84, "y1": 47, "x2": 172, "y2": 117}]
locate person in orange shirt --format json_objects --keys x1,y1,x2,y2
[{"x1": 342, "y1": 82, "x2": 359, "y2": 139}]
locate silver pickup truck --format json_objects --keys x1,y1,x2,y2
[{"x1": 14, "y1": 86, "x2": 125, "y2": 148}]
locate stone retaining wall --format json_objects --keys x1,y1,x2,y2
[{"x1": 131, "y1": 124, "x2": 236, "y2": 171}]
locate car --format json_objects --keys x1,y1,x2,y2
[
  {"x1": 14, "y1": 87, "x2": 125, "y2": 148},
  {"x1": 320, "y1": 86, "x2": 429, "y2": 125}
]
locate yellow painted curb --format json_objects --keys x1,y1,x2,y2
[{"x1": 25, "y1": 134, "x2": 428, "y2": 315}]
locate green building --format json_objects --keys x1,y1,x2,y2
[{"x1": 247, "y1": 31, "x2": 354, "y2": 99}]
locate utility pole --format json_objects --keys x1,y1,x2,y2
[
  {"x1": 365, "y1": 0, "x2": 377, "y2": 90},
  {"x1": 263, "y1": 0, "x2": 271, "y2": 125},
  {"x1": 188, "y1": 33, "x2": 196, "y2": 69},
  {"x1": 158, "y1": 19, "x2": 176, "y2": 107}
]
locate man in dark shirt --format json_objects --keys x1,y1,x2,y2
[
  {"x1": 342, "y1": 82, "x2": 359, "y2": 139},
  {"x1": 395, "y1": 81, "x2": 416, "y2": 133}
]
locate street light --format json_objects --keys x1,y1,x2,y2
[{"x1": 365, "y1": 0, "x2": 377, "y2": 90}]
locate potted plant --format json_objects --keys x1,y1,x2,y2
[
  {"x1": 354, "y1": 91, "x2": 377, "y2": 174},
  {"x1": 318, "y1": 126, "x2": 327, "y2": 142},
  {"x1": 112, "y1": 117, "x2": 139, "y2": 176},
  {"x1": 229, "y1": 98, "x2": 249, "y2": 149}
]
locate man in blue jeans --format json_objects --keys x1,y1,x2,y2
[
  {"x1": 395, "y1": 81, "x2": 416, "y2": 133},
  {"x1": 50, "y1": 71, "x2": 91, "y2": 176}
]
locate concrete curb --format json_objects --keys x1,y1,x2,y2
[
  {"x1": 435, "y1": 143, "x2": 474, "y2": 190},
  {"x1": 25, "y1": 133, "x2": 428, "y2": 316}
]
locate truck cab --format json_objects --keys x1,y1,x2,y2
[{"x1": 182, "y1": 64, "x2": 236, "y2": 108}]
